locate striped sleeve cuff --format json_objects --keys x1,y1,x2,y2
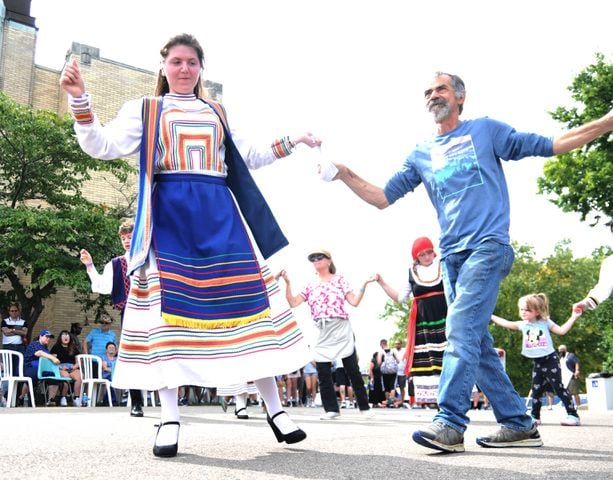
[
  {"x1": 271, "y1": 136, "x2": 295, "y2": 159},
  {"x1": 69, "y1": 93, "x2": 94, "y2": 125}
]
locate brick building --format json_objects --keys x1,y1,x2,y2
[{"x1": 0, "y1": 0, "x2": 222, "y2": 336}]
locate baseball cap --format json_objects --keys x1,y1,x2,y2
[{"x1": 39, "y1": 329, "x2": 55, "y2": 338}]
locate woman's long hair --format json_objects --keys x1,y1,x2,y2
[
  {"x1": 154, "y1": 33, "x2": 205, "y2": 97},
  {"x1": 54, "y1": 330, "x2": 80, "y2": 357}
]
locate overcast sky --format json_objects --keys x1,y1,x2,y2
[{"x1": 29, "y1": 0, "x2": 613, "y2": 363}]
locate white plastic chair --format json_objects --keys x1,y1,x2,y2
[
  {"x1": 76, "y1": 354, "x2": 113, "y2": 407},
  {"x1": 0, "y1": 349, "x2": 36, "y2": 408}
]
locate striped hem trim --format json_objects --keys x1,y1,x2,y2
[
  {"x1": 161, "y1": 307, "x2": 272, "y2": 329},
  {"x1": 411, "y1": 366, "x2": 443, "y2": 374}
]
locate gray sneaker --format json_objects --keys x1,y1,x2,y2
[
  {"x1": 412, "y1": 421, "x2": 465, "y2": 453},
  {"x1": 476, "y1": 424, "x2": 543, "y2": 448}
]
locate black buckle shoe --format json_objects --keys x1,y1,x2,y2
[
  {"x1": 131, "y1": 405, "x2": 144, "y2": 417},
  {"x1": 153, "y1": 421, "x2": 180, "y2": 458},
  {"x1": 267, "y1": 411, "x2": 307, "y2": 444}
]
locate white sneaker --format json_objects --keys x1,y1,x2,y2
[
  {"x1": 73, "y1": 397, "x2": 81, "y2": 407},
  {"x1": 59, "y1": 397, "x2": 68, "y2": 407},
  {"x1": 560, "y1": 415, "x2": 580, "y2": 426},
  {"x1": 359, "y1": 409, "x2": 375, "y2": 418},
  {"x1": 320, "y1": 411, "x2": 341, "y2": 420}
]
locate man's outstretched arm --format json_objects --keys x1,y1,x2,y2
[
  {"x1": 552, "y1": 108, "x2": 613, "y2": 154},
  {"x1": 334, "y1": 164, "x2": 390, "y2": 209}
]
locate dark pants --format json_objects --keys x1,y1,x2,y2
[
  {"x1": 129, "y1": 389, "x2": 143, "y2": 407},
  {"x1": 531, "y1": 352, "x2": 578, "y2": 419},
  {"x1": 316, "y1": 350, "x2": 370, "y2": 412}
]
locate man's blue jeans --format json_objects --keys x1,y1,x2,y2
[{"x1": 434, "y1": 240, "x2": 533, "y2": 432}]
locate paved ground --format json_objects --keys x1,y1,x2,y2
[{"x1": 1, "y1": 403, "x2": 612, "y2": 479}]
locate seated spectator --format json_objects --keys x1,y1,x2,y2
[
  {"x1": 101, "y1": 341, "x2": 118, "y2": 405},
  {"x1": 101, "y1": 341, "x2": 117, "y2": 380},
  {"x1": 24, "y1": 329, "x2": 61, "y2": 406},
  {"x1": 50, "y1": 330, "x2": 83, "y2": 406}
]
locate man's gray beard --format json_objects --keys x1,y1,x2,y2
[{"x1": 430, "y1": 103, "x2": 451, "y2": 123}]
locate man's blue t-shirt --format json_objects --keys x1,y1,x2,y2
[
  {"x1": 86, "y1": 328, "x2": 117, "y2": 358},
  {"x1": 384, "y1": 118, "x2": 554, "y2": 257}
]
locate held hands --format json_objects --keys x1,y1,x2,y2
[
  {"x1": 570, "y1": 307, "x2": 583, "y2": 321},
  {"x1": 59, "y1": 57, "x2": 86, "y2": 97},
  {"x1": 275, "y1": 269, "x2": 289, "y2": 283},
  {"x1": 572, "y1": 297, "x2": 595, "y2": 315},
  {"x1": 292, "y1": 132, "x2": 322, "y2": 149}
]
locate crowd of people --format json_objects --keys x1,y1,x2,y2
[
  {"x1": 0, "y1": 309, "x2": 416, "y2": 414},
  {"x1": 2, "y1": 31, "x2": 612, "y2": 460}
]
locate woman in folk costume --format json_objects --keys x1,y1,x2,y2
[
  {"x1": 375, "y1": 237, "x2": 447, "y2": 407},
  {"x1": 60, "y1": 33, "x2": 321, "y2": 457}
]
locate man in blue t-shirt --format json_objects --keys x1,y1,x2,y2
[
  {"x1": 334, "y1": 72, "x2": 613, "y2": 453},
  {"x1": 84, "y1": 315, "x2": 117, "y2": 359}
]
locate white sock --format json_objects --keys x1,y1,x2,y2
[
  {"x1": 235, "y1": 392, "x2": 247, "y2": 412},
  {"x1": 255, "y1": 377, "x2": 297, "y2": 435},
  {"x1": 156, "y1": 388, "x2": 180, "y2": 447}
]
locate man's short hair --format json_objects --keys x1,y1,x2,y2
[{"x1": 435, "y1": 71, "x2": 466, "y2": 114}]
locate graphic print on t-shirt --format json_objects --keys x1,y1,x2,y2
[
  {"x1": 431, "y1": 134, "x2": 483, "y2": 200},
  {"x1": 524, "y1": 325, "x2": 547, "y2": 349}
]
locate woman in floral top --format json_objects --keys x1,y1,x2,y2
[{"x1": 278, "y1": 249, "x2": 376, "y2": 420}]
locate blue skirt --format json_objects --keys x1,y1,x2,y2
[{"x1": 152, "y1": 173, "x2": 270, "y2": 329}]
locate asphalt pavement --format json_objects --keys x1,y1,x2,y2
[{"x1": 2, "y1": 403, "x2": 612, "y2": 480}]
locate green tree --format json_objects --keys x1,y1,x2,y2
[
  {"x1": 379, "y1": 296, "x2": 411, "y2": 345},
  {"x1": 0, "y1": 92, "x2": 135, "y2": 338},
  {"x1": 380, "y1": 241, "x2": 610, "y2": 396},
  {"x1": 537, "y1": 53, "x2": 613, "y2": 224}
]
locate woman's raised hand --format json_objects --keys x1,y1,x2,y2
[{"x1": 60, "y1": 57, "x2": 86, "y2": 97}]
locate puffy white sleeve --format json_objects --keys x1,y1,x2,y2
[
  {"x1": 70, "y1": 93, "x2": 144, "y2": 160},
  {"x1": 587, "y1": 255, "x2": 613, "y2": 307},
  {"x1": 231, "y1": 127, "x2": 295, "y2": 170},
  {"x1": 397, "y1": 283, "x2": 412, "y2": 303},
  {"x1": 87, "y1": 260, "x2": 114, "y2": 295}
]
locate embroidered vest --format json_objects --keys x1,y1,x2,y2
[
  {"x1": 110, "y1": 256, "x2": 129, "y2": 311},
  {"x1": 128, "y1": 96, "x2": 288, "y2": 274}
]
